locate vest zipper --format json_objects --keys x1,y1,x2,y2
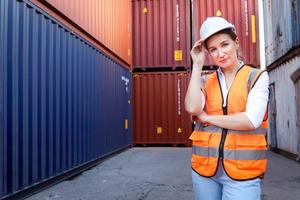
[
  {"x1": 219, "y1": 106, "x2": 228, "y2": 159},
  {"x1": 217, "y1": 66, "x2": 243, "y2": 161}
]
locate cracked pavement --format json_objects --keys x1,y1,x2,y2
[{"x1": 26, "y1": 148, "x2": 300, "y2": 200}]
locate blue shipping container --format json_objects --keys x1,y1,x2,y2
[{"x1": 0, "y1": 0, "x2": 132, "y2": 198}]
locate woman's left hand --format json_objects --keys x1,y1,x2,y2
[
  {"x1": 196, "y1": 111, "x2": 209, "y2": 123},
  {"x1": 192, "y1": 111, "x2": 209, "y2": 123}
]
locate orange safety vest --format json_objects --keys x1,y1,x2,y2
[{"x1": 190, "y1": 65, "x2": 268, "y2": 181}]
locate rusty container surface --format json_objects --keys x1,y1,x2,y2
[
  {"x1": 37, "y1": 0, "x2": 132, "y2": 65},
  {"x1": 263, "y1": 0, "x2": 300, "y2": 66},
  {"x1": 133, "y1": 72, "x2": 192, "y2": 145},
  {"x1": 192, "y1": 0, "x2": 260, "y2": 67},
  {"x1": 132, "y1": 0, "x2": 191, "y2": 69},
  {"x1": 268, "y1": 56, "x2": 300, "y2": 156}
]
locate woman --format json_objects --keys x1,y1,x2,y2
[{"x1": 185, "y1": 17, "x2": 269, "y2": 200}]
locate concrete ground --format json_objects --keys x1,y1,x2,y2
[{"x1": 26, "y1": 148, "x2": 300, "y2": 200}]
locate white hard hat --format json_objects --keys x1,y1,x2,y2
[{"x1": 200, "y1": 17, "x2": 235, "y2": 42}]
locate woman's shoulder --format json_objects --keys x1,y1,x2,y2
[
  {"x1": 244, "y1": 64, "x2": 268, "y2": 73},
  {"x1": 245, "y1": 65, "x2": 269, "y2": 89},
  {"x1": 201, "y1": 70, "x2": 218, "y2": 81},
  {"x1": 199, "y1": 71, "x2": 218, "y2": 88}
]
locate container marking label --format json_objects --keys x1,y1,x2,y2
[
  {"x1": 177, "y1": 128, "x2": 182, "y2": 133},
  {"x1": 157, "y1": 127, "x2": 163, "y2": 134},
  {"x1": 174, "y1": 50, "x2": 183, "y2": 61}
]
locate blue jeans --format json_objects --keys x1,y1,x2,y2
[{"x1": 191, "y1": 163, "x2": 261, "y2": 200}]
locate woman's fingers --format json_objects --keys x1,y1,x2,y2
[
  {"x1": 192, "y1": 40, "x2": 202, "y2": 50},
  {"x1": 197, "y1": 111, "x2": 208, "y2": 123},
  {"x1": 190, "y1": 40, "x2": 205, "y2": 66},
  {"x1": 191, "y1": 115, "x2": 202, "y2": 123},
  {"x1": 191, "y1": 40, "x2": 204, "y2": 54}
]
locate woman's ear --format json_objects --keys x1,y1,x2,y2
[{"x1": 235, "y1": 38, "x2": 239, "y2": 49}]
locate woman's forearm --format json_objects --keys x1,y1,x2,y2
[
  {"x1": 203, "y1": 112, "x2": 255, "y2": 131},
  {"x1": 184, "y1": 64, "x2": 204, "y2": 114}
]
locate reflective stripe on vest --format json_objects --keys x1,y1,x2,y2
[
  {"x1": 192, "y1": 146, "x2": 267, "y2": 160},
  {"x1": 190, "y1": 65, "x2": 268, "y2": 180}
]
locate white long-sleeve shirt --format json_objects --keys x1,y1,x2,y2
[{"x1": 200, "y1": 65, "x2": 269, "y2": 128}]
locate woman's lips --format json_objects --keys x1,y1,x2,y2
[{"x1": 219, "y1": 58, "x2": 228, "y2": 64}]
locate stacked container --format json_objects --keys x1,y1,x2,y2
[
  {"x1": 132, "y1": 0, "x2": 191, "y2": 70},
  {"x1": 133, "y1": 72, "x2": 192, "y2": 145},
  {"x1": 0, "y1": 0, "x2": 132, "y2": 198},
  {"x1": 30, "y1": 0, "x2": 132, "y2": 66},
  {"x1": 132, "y1": 0, "x2": 192, "y2": 145},
  {"x1": 132, "y1": 0, "x2": 262, "y2": 145},
  {"x1": 263, "y1": 0, "x2": 300, "y2": 159}
]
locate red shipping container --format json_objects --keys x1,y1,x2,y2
[
  {"x1": 192, "y1": 0, "x2": 260, "y2": 67},
  {"x1": 132, "y1": 0, "x2": 191, "y2": 69},
  {"x1": 33, "y1": 0, "x2": 132, "y2": 65},
  {"x1": 133, "y1": 72, "x2": 192, "y2": 145}
]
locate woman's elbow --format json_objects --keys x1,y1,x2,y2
[
  {"x1": 184, "y1": 103, "x2": 202, "y2": 115},
  {"x1": 242, "y1": 113, "x2": 257, "y2": 130},
  {"x1": 246, "y1": 122, "x2": 256, "y2": 130},
  {"x1": 242, "y1": 120, "x2": 256, "y2": 130}
]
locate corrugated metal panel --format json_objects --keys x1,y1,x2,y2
[
  {"x1": 292, "y1": 0, "x2": 300, "y2": 47},
  {"x1": 268, "y1": 55, "x2": 300, "y2": 155},
  {"x1": 0, "y1": 0, "x2": 132, "y2": 198},
  {"x1": 268, "y1": 83, "x2": 277, "y2": 148},
  {"x1": 32, "y1": 0, "x2": 132, "y2": 65},
  {"x1": 27, "y1": 0, "x2": 130, "y2": 69},
  {"x1": 264, "y1": 0, "x2": 300, "y2": 66},
  {"x1": 0, "y1": 0, "x2": 4, "y2": 196},
  {"x1": 132, "y1": 0, "x2": 191, "y2": 69},
  {"x1": 296, "y1": 80, "x2": 300, "y2": 156},
  {"x1": 192, "y1": 0, "x2": 260, "y2": 67},
  {"x1": 133, "y1": 72, "x2": 192, "y2": 145}
]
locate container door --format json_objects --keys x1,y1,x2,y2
[
  {"x1": 123, "y1": 72, "x2": 132, "y2": 145},
  {"x1": 268, "y1": 83, "x2": 277, "y2": 149}
]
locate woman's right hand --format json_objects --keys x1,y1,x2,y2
[{"x1": 190, "y1": 40, "x2": 205, "y2": 68}]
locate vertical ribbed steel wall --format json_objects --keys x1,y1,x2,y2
[
  {"x1": 132, "y1": 0, "x2": 191, "y2": 69},
  {"x1": 133, "y1": 72, "x2": 192, "y2": 145},
  {"x1": 292, "y1": 0, "x2": 300, "y2": 47},
  {"x1": 0, "y1": 0, "x2": 132, "y2": 198},
  {"x1": 36, "y1": 0, "x2": 132, "y2": 65},
  {"x1": 0, "y1": 0, "x2": 4, "y2": 195},
  {"x1": 264, "y1": 0, "x2": 300, "y2": 157},
  {"x1": 268, "y1": 56, "x2": 300, "y2": 155},
  {"x1": 264, "y1": 0, "x2": 300, "y2": 66}
]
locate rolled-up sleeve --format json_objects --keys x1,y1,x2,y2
[{"x1": 245, "y1": 72, "x2": 269, "y2": 128}]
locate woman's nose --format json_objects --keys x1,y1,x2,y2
[{"x1": 217, "y1": 48, "x2": 225, "y2": 57}]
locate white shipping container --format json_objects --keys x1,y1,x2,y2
[{"x1": 268, "y1": 55, "x2": 300, "y2": 156}]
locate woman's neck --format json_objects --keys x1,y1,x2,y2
[{"x1": 221, "y1": 61, "x2": 240, "y2": 76}]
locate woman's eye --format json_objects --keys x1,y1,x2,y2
[
  {"x1": 209, "y1": 48, "x2": 216, "y2": 53},
  {"x1": 222, "y1": 43, "x2": 229, "y2": 47}
]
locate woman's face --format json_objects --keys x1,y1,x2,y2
[{"x1": 206, "y1": 33, "x2": 239, "y2": 70}]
